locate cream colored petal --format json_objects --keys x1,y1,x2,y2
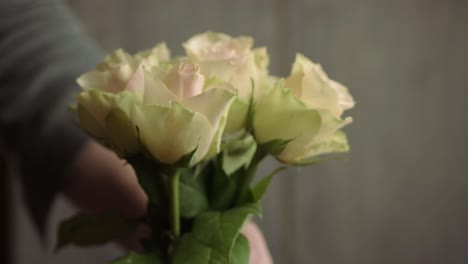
[
  {"x1": 286, "y1": 53, "x2": 342, "y2": 116},
  {"x1": 134, "y1": 42, "x2": 171, "y2": 67},
  {"x1": 78, "y1": 64, "x2": 135, "y2": 94},
  {"x1": 183, "y1": 32, "x2": 253, "y2": 63},
  {"x1": 253, "y1": 47, "x2": 269, "y2": 72},
  {"x1": 132, "y1": 101, "x2": 213, "y2": 165},
  {"x1": 96, "y1": 49, "x2": 136, "y2": 71},
  {"x1": 163, "y1": 63, "x2": 205, "y2": 99},
  {"x1": 181, "y1": 88, "x2": 236, "y2": 128},
  {"x1": 278, "y1": 110, "x2": 352, "y2": 162},
  {"x1": 329, "y1": 80, "x2": 355, "y2": 111},
  {"x1": 76, "y1": 90, "x2": 115, "y2": 131},
  {"x1": 75, "y1": 90, "x2": 138, "y2": 138},
  {"x1": 100, "y1": 64, "x2": 136, "y2": 93},
  {"x1": 76, "y1": 71, "x2": 109, "y2": 90},
  {"x1": 181, "y1": 88, "x2": 236, "y2": 157},
  {"x1": 183, "y1": 32, "x2": 232, "y2": 60},
  {"x1": 142, "y1": 68, "x2": 178, "y2": 106},
  {"x1": 202, "y1": 78, "x2": 247, "y2": 135},
  {"x1": 77, "y1": 102, "x2": 107, "y2": 139},
  {"x1": 224, "y1": 98, "x2": 249, "y2": 135},
  {"x1": 124, "y1": 64, "x2": 145, "y2": 97},
  {"x1": 293, "y1": 131, "x2": 350, "y2": 162},
  {"x1": 253, "y1": 85, "x2": 322, "y2": 159},
  {"x1": 105, "y1": 108, "x2": 139, "y2": 157}
]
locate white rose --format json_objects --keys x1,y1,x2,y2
[
  {"x1": 285, "y1": 53, "x2": 355, "y2": 117},
  {"x1": 133, "y1": 62, "x2": 235, "y2": 165},
  {"x1": 77, "y1": 44, "x2": 170, "y2": 95},
  {"x1": 183, "y1": 32, "x2": 272, "y2": 134},
  {"x1": 253, "y1": 54, "x2": 354, "y2": 164}
]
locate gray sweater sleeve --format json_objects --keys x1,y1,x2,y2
[{"x1": 0, "y1": 0, "x2": 104, "y2": 233}]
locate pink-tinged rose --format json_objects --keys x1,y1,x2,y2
[
  {"x1": 76, "y1": 59, "x2": 236, "y2": 166},
  {"x1": 163, "y1": 63, "x2": 205, "y2": 99},
  {"x1": 254, "y1": 55, "x2": 354, "y2": 164},
  {"x1": 285, "y1": 53, "x2": 355, "y2": 118},
  {"x1": 184, "y1": 32, "x2": 272, "y2": 134}
]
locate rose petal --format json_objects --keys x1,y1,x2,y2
[
  {"x1": 142, "y1": 67, "x2": 178, "y2": 106},
  {"x1": 163, "y1": 63, "x2": 205, "y2": 99},
  {"x1": 181, "y1": 88, "x2": 236, "y2": 157},
  {"x1": 132, "y1": 101, "x2": 213, "y2": 165},
  {"x1": 253, "y1": 85, "x2": 322, "y2": 158},
  {"x1": 295, "y1": 131, "x2": 350, "y2": 162},
  {"x1": 286, "y1": 53, "x2": 343, "y2": 117}
]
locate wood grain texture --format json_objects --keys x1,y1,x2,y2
[
  {"x1": 11, "y1": 0, "x2": 468, "y2": 263},
  {"x1": 289, "y1": 1, "x2": 468, "y2": 263}
]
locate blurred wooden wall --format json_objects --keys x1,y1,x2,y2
[{"x1": 12, "y1": 0, "x2": 468, "y2": 263}]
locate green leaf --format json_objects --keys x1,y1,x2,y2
[
  {"x1": 109, "y1": 252, "x2": 162, "y2": 264},
  {"x1": 56, "y1": 210, "x2": 136, "y2": 250},
  {"x1": 236, "y1": 166, "x2": 284, "y2": 205},
  {"x1": 172, "y1": 234, "x2": 225, "y2": 264},
  {"x1": 222, "y1": 134, "x2": 257, "y2": 176},
  {"x1": 172, "y1": 204, "x2": 259, "y2": 264},
  {"x1": 210, "y1": 175, "x2": 238, "y2": 210},
  {"x1": 230, "y1": 234, "x2": 250, "y2": 264},
  {"x1": 208, "y1": 158, "x2": 238, "y2": 210},
  {"x1": 251, "y1": 167, "x2": 285, "y2": 202},
  {"x1": 191, "y1": 203, "x2": 260, "y2": 261},
  {"x1": 179, "y1": 169, "x2": 209, "y2": 218},
  {"x1": 129, "y1": 156, "x2": 166, "y2": 205}
]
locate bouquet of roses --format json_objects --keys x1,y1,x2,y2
[{"x1": 56, "y1": 32, "x2": 354, "y2": 263}]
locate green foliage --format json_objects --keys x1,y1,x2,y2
[
  {"x1": 172, "y1": 203, "x2": 260, "y2": 264},
  {"x1": 230, "y1": 234, "x2": 250, "y2": 264},
  {"x1": 56, "y1": 210, "x2": 136, "y2": 250},
  {"x1": 129, "y1": 156, "x2": 166, "y2": 206},
  {"x1": 171, "y1": 234, "x2": 226, "y2": 264},
  {"x1": 222, "y1": 134, "x2": 257, "y2": 176},
  {"x1": 208, "y1": 157, "x2": 239, "y2": 210},
  {"x1": 179, "y1": 169, "x2": 208, "y2": 218},
  {"x1": 174, "y1": 146, "x2": 198, "y2": 167},
  {"x1": 171, "y1": 233, "x2": 250, "y2": 264},
  {"x1": 251, "y1": 167, "x2": 285, "y2": 202}
]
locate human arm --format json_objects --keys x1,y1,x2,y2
[{"x1": 0, "y1": 0, "x2": 103, "y2": 231}]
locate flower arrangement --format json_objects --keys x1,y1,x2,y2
[{"x1": 57, "y1": 32, "x2": 354, "y2": 264}]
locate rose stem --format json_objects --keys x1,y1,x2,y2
[{"x1": 170, "y1": 168, "x2": 181, "y2": 238}]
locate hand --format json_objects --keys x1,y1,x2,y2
[
  {"x1": 243, "y1": 221, "x2": 274, "y2": 264},
  {"x1": 64, "y1": 140, "x2": 147, "y2": 218}
]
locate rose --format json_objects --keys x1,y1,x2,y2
[
  {"x1": 75, "y1": 48, "x2": 148, "y2": 156},
  {"x1": 253, "y1": 54, "x2": 354, "y2": 164},
  {"x1": 285, "y1": 53, "x2": 355, "y2": 117},
  {"x1": 183, "y1": 31, "x2": 269, "y2": 100},
  {"x1": 76, "y1": 54, "x2": 236, "y2": 166},
  {"x1": 183, "y1": 32, "x2": 271, "y2": 133},
  {"x1": 134, "y1": 43, "x2": 171, "y2": 68},
  {"x1": 75, "y1": 45, "x2": 170, "y2": 156},
  {"x1": 133, "y1": 62, "x2": 236, "y2": 165},
  {"x1": 77, "y1": 43, "x2": 170, "y2": 95}
]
